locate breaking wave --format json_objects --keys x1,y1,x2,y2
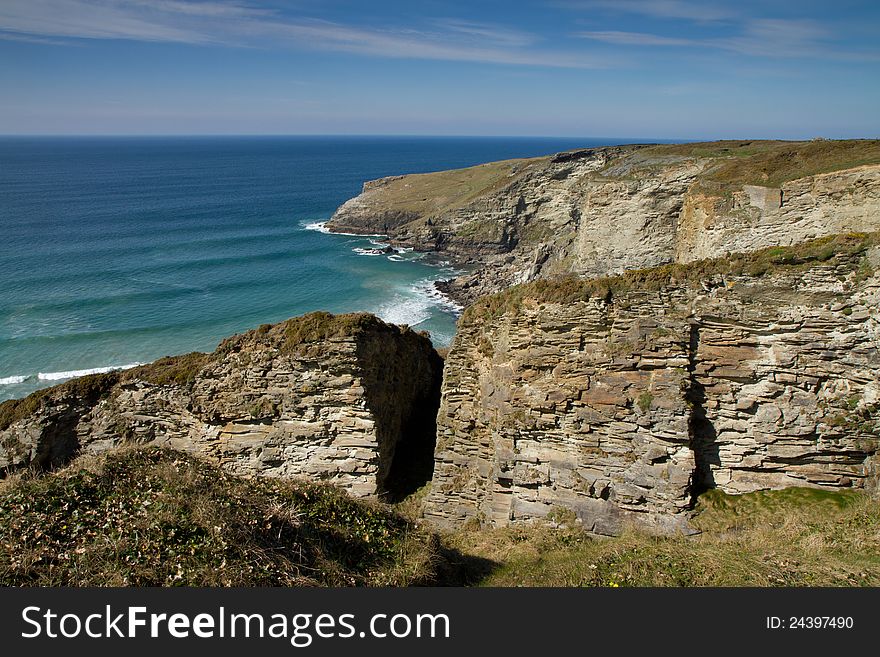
[{"x1": 36, "y1": 362, "x2": 143, "y2": 382}]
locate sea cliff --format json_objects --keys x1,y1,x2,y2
[
  {"x1": 0, "y1": 313, "x2": 442, "y2": 499},
  {"x1": 3, "y1": 139, "x2": 880, "y2": 539},
  {"x1": 425, "y1": 235, "x2": 880, "y2": 532},
  {"x1": 328, "y1": 140, "x2": 880, "y2": 305}
]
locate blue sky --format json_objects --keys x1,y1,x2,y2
[{"x1": 1, "y1": 0, "x2": 878, "y2": 138}]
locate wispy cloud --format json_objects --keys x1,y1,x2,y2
[
  {"x1": 249, "y1": 18, "x2": 608, "y2": 68},
  {"x1": 0, "y1": 29, "x2": 73, "y2": 45},
  {"x1": 722, "y1": 18, "x2": 829, "y2": 58},
  {"x1": 0, "y1": 0, "x2": 215, "y2": 43},
  {"x1": 579, "y1": 31, "x2": 694, "y2": 47},
  {"x1": 0, "y1": 0, "x2": 612, "y2": 68},
  {"x1": 128, "y1": 0, "x2": 271, "y2": 18},
  {"x1": 559, "y1": 0, "x2": 735, "y2": 22},
  {"x1": 579, "y1": 18, "x2": 879, "y2": 60},
  {"x1": 430, "y1": 19, "x2": 538, "y2": 48}
]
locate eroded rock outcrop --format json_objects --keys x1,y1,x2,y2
[
  {"x1": 328, "y1": 140, "x2": 880, "y2": 306},
  {"x1": 424, "y1": 235, "x2": 880, "y2": 532},
  {"x1": 0, "y1": 312, "x2": 443, "y2": 498}
]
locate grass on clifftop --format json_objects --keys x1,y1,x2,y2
[
  {"x1": 445, "y1": 487, "x2": 880, "y2": 587},
  {"x1": 0, "y1": 446, "x2": 443, "y2": 586},
  {"x1": 0, "y1": 371, "x2": 121, "y2": 432},
  {"x1": 0, "y1": 311, "x2": 411, "y2": 433},
  {"x1": 351, "y1": 156, "x2": 547, "y2": 220},
  {"x1": 338, "y1": 140, "x2": 879, "y2": 227},
  {"x1": 649, "y1": 139, "x2": 880, "y2": 187},
  {"x1": 464, "y1": 232, "x2": 878, "y2": 323}
]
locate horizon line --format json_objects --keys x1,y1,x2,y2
[{"x1": 0, "y1": 133, "x2": 871, "y2": 142}]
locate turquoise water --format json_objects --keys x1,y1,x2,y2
[{"x1": 0, "y1": 136, "x2": 633, "y2": 402}]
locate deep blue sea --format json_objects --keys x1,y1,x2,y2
[{"x1": 0, "y1": 136, "x2": 643, "y2": 402}]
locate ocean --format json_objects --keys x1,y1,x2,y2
[{"x1": 0, "y1": 135, "x2": 638, "y2": 402}]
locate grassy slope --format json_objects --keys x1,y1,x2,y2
[
  {"x1": 650, "y1": 139, "x2": 880, "y2": 187},
  {"x1": 354, "y1": 156, "x2": 548, "y2": 220},
  {"x1": 2, "y1": 446, "x2": 877, "y2": 587},
  {"x1": 0, "y1": 447, "x2": 442, "y2": 586},
  {"x1": 446, "y1": 488, "x2": 880, "y2": 587},
  {"x1": 342, "y1": 140, "x2": 880, "y2": 225}
]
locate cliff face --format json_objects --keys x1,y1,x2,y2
[
  {"x1": 0, "y1": 313, "x2": 443, "y2": 498},
  {"x1": 4, "y1": 141, "x2": 880, "y2": 538},
  {"x1": 327, "y1": 141, "x2": 880, "y2": 305},
  {"x1": 424, "y1": 235, "x2": 880, "y2": 532}
]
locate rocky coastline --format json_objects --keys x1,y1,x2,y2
[{"x1": 3, "y1": 139, "x2": 880, "y2": 537}]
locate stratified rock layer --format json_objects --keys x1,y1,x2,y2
[
  {"x1": 0, "y1": 313, "x2": 443, "y2": 498},
  {"x1": 328, "y1": 141, "x2": 880, "y2": 305},
  {"x1": 424, "y1": 236, "x2": 880, "y2": 533}
]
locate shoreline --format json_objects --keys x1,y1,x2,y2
[
  {"x1": 310, "y1": 219, "x2": 469, "y2": 314},
  {"x1": 1, "y1": 224, "x2": 464, "y2": 403}
]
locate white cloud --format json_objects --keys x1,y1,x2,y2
[
  {"x1": 0, "y1": 30, "x2": 72, "y2": 45},
  {"x1": 430, "y1": 19, "x2": 538, "y2": 48},
  {"x1": 559, "y1": 0, "x2": 735, "y2": 22},
  {"x1": 578, "y1": 30, "x2": 694, "y2": 47},
  {"x1": 722, "y1": 18, "x2": 829, "y2": 57},
  {"x1": 247, "y1": 18, "x2": 609, "y2": 68},
  {"x1": 0, "y1": 0, "x2": 215, "y2": 43},
  {"x1": 0, "y1": 0, "x2": 612, "y2": 68},
  {"x1": 129, "y1": 0, "x2": 271, "y2": 18},
  {"x1": 578, "y1": 19, "x2": 878, "y2": 61}
]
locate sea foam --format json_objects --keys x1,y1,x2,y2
[
  {"x1": 37, "y1": 362, "x2": 143, "y2": 382},
  {"x1": 375, "y1": 278, "x2": 463, "y2": 329},
  {"x1": 303, "y1": 221, "x2": 332, "y2": 234},
  {"x1": 301, "y1": 220, "x2": 387, "y2": 238},
  {"x1": 352, "y1": 247, "x2": 385, "y2": 256},
  {"x1": 376, "y1": 294, "x2": 432, "y2": 327},
  {"x1": 0, "y1": 375, "x2": 28, "y2": 385}
]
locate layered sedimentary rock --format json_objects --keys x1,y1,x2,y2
[
  {"x1": 0, "y1": 313, "x2": 443, "y2": 498},
  {"x1": 424, "y1": 236, "x2": 880, "y2": 532},
  {"x1": 327, "y1": 141, "x2": 880, "y2": 305},
  {"x1": 5, "y1": 141, "x2": 880, "y2": 538}
]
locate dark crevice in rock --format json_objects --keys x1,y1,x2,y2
[
  {"x1": 380, "y1": 353, "x2": 444, "y2": 502},
  {"x1": 686, "y1": 320, "x2": 719, "y2": 505},
  {"x1": 357, "y1": 331, "x2": 445, "y2": 502},
  {"x1": 32, "y1": 410, "x2": 83, "y2": 471}
]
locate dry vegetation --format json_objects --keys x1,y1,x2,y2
[
  {"x1": 278, "y1": 311, "x2": 390, "y2": 353},
  {"x1": 128, "y1": 352, "x2": 212, "y2": 387},
  {"x1": 349, "y1": 156, "x2": 548, "y2": 221},
  {"x1": 1, "y1": 446, "x2": 877, "y2": 587},
  {"x1": 0, "y1": 311, "x2": 407, "y2": 432},
  {"x1": 332, "y1": 140, "x2": 880, "y2": 233},
  {"x1": 0, "y1": 371, "x2": 120, "y2": 431},
  {"x1": 444, "y1": 488, "x2": 880, "y2": 587},
  {"x1": 0, "y1": 447, "x2": 443, "y2": 586},
  {"x1": 464, "y1": 232, "x2": 878, "y2": 323},
  {"x1": 649, "y1": 139, "x2": 880, "y2": 187}
]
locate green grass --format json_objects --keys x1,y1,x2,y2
[
  {"x1": 334, "y1": 140, "x2": 880, "y2": 238},
  {"x1": 279, "y1": 311, "x2": 390, "y2": 353},
  {"x1": 127, "y1": 352, "x2": 212, "y2": 387},
  {"x1": 463, "y1": 232, "x2": 878, "y2": 323},
  {"x1": 3, "y1": 447, "x2": 877, "y2": 587},
  {"x1": 0, "y1": 446, "x2": 443, "y2": 586},
  {"x1": 216, "y1": 311, "x2": 409, "y2": 357},
  {"x1": 445, "y1": 487, "x2": 880, "y2": 587},
  {"x1": 647, "y1": 139, "x2": 880, "y2": 187},
  {"x1": 350, "y1": 157, "x2": 548, "y2": 222}
]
